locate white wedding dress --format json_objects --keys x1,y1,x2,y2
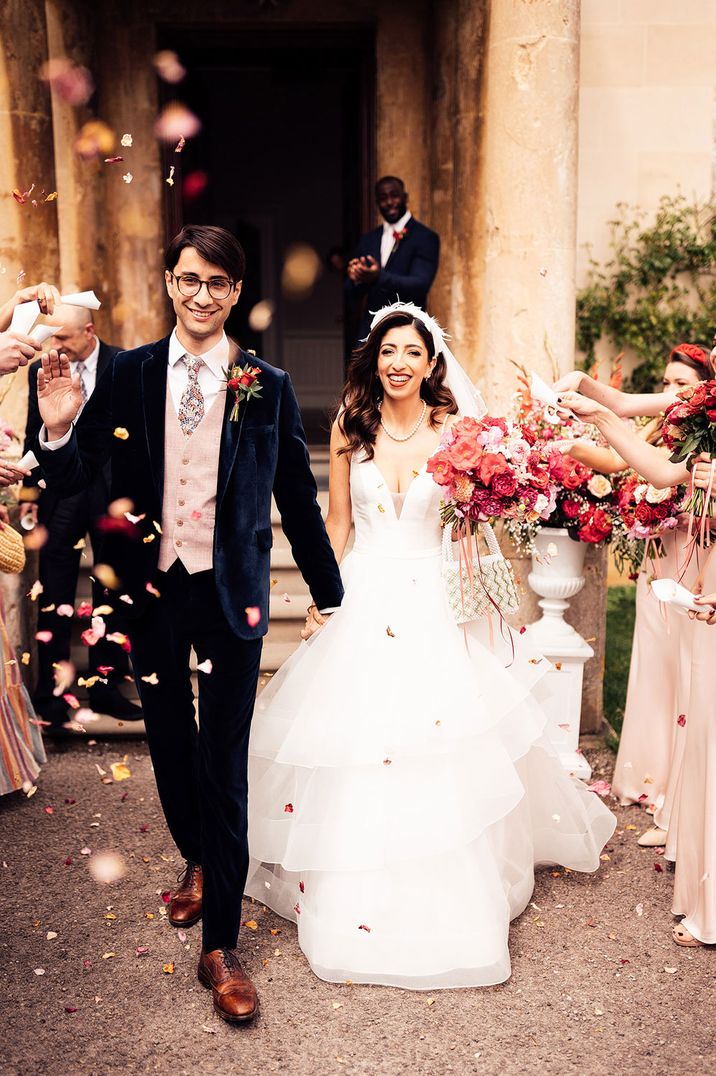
[{"x1": 245, "y1": 452, "x2": 616, "y2": 989}]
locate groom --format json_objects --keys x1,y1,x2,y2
[{"x1": 34, "y1": 224, "x2": 344, "y2": 1023}]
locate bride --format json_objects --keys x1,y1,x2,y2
[{"x1": 245, "y1": 302, "x2": 615, "y2": 989}]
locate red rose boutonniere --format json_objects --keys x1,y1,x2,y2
[
  {"x1": 224, "y1": 362, "x2": 262, "y2": 422},
  {"x1": 392, "y1": 227, "x2": 408, "y2": 250}
]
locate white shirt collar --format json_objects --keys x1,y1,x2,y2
[
  {"x1": 168, "y1": 327, "x2": 229, "y2": 380},
  {"x1": 73, "y1": 337, "x2": 100, "y2": 372},
  {"x1": 382, "y1": 209, "x2": 412, "y2": 236}
]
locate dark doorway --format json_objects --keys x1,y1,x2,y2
[{"x1": 158, "y1": 26, "x2": 375, "y2": 442}]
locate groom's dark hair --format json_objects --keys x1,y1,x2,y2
[{"x1": 165, "y1": 224, "x2": 246, "y2": 283}]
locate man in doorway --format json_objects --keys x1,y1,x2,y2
[
  {"x1": 21, "y1": 305, "x2": 142, "y2": 731},
  {"x1": 345, "y1": 175, "x2": 440, "y2": 345},
  {"x1": 33, "y1": 224, "x2": 344, "y2": 1023}
]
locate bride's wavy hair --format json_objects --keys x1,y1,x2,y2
[{"x1": 337, "y1": 312, "x2": 458, "y2": 459}]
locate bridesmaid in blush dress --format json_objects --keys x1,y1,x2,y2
[
  {"x1": 560, "y1": 350, "x2": 716, "y2": 948},
  {"x1": 561, "y1": 346, "x2": 709, "y2": 844}
]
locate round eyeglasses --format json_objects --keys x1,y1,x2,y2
[{"x1": 169, "y1": 272, "x2": 234, "y2": 301}]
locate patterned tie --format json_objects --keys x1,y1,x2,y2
[
  {"x1": 178, "y1": 356, "x2": 205, "y2": 435},
  {"x1": 75, "y1": 360, "x2": 88, "y2": 406}
]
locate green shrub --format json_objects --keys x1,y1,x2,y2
[
  {"x1": 604, "y1": 585, "x2": 636, "y2": 741},
  {"x1": 576, "y1": 195, "x2": 716, "y2": 392}
]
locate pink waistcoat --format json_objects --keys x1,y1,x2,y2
[{"x1": 158, "y1": 385, "x2": 226, "y2": 574}]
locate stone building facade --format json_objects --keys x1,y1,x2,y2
[{"x1": 4, "y1": 0, "x2": 711, "y2": 731}]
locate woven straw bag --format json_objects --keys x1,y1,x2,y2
[
  {"x1": 441, "y1": 522, "x2": 520, "y2": 624},
  {"x1": 0, "y1": 523, "x2": 26, "y2": 575}
]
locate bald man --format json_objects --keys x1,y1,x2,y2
[{"x1": 22, "y1": 307, "x2": 142, "y2": 730}]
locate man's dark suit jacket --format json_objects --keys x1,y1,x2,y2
[
  {"x1": 34, "y1": 337, "x2": 344, "y2": 640},
  {"x1": 23, "y1": 340, "x2": 119, "y2": 519},
  {"x1": 345, "y1": 217, "x2": 440, "y2": 343}
]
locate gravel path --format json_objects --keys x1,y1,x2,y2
[{"x1": 1, "y1": 737, "x2": 714, "y2": 1076}]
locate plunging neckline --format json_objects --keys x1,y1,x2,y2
[{"x1": 367, "y1": 459, "x2": 431, "y2": 522}]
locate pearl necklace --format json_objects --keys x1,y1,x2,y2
[{"x1": 379, "y1": 399, "x2": 427, "y2": 442}]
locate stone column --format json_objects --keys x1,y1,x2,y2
[
  {"x1": 0, "y1": 0, "x2": 59, "y2": 433},
  {"x1": 0, "y1": 0, "x2": 59, "y2": 656},
  {"x1": 44, "y1": 0, "x2": 102, "y2": 299},
  {"x1": 478, "y1": 0, "x2": 581, "y2": 412},
  {"x1": 428, "y1": 0, "x2": 490, "y2": 358},
  {"x1": 93, "y1": 1, "x2": 167, "y2": 348},
  {"x1": 375, "y1": 0, "x2": 432, "y2": 226}
]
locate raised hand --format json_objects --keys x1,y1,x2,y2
[
  {"x1": 37, "y1": 348, "x2": 83, "y2": 440},
  {"x1": 0, "y1": 330, "x2": 41, "y2": 374}
]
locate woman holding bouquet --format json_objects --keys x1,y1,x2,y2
[
  {"x1": 560, "y1": 346, "x2": 710, "y2": 843},
  {"x1": 245, "y1": 303, "x2": 615, "y2": 989},
  {"x1": 559, "y1": 359, "x2": 716, "y2": 948}
]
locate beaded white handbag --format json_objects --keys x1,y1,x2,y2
[{"x1": 441, "y1": 522, "x2": 520, "y2": 624}]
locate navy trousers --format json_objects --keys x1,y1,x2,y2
[{"x1": 129, "y1": 560, "x2": 262, "y2": 951}]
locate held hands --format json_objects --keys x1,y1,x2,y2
[
  {"x1": 37, "y1": 348, "x2": 83, "y2": 439},
  {"x1": 301, "y1": 604, "x2": 330, "y2": 640}
]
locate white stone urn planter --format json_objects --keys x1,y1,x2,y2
[{"x1": 524, "y1": 527, "x2": 594, "y2": 781}]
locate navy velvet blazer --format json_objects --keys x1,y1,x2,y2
[
  {"x1": 34, "y1": 336, "x2": 344, "y2": 641},
  {"x1": 346, "y1": 217, "x2": 440, "y2": 342}
]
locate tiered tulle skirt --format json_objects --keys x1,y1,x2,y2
[{"x1": 246, "y1": 548, "x2": 615, "y2": 988}]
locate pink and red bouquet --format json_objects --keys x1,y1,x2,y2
[
  {"x1": 662, "y1": 380, "x2": 716, "y2": 518},
  {"x1": 610, "y1": 472, "x2": 684, "y2": 578},
  {"x1": 428, "y1": 415, "x2": 558, "y2": 528}
]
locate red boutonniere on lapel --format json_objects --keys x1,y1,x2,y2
[
  {"x1": 391, "y1": 226, "x2": 408, "y2": 255},
  {"x1": 224, "y1": 362, "x2": 262, "y2": 422}
]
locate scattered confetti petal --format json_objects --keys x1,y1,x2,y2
[
  {"x1": 154, "y1": 102, "x2": 201, "y2": 142},
  {"x1": 141, "y1": 673, "x2": 159, "y2": 686},
  {"x1": 40, "y1": 58, "x2": 94, "y2": 105},
  {"x1": 122, "y1": 173, "x2": 133, "y2": 184},
  {"x1": 358, "y1": 924, "x2": 371, "y2": 933},
  {"x1": 120, "y1": 133, "x2": 133, "y2": 147},
  {"x1": 677, "y1": 714, "x2": 686, "y2": 727},
  {"x1": 587, "y1": 780, "x2": 611, "y2": 797},
  {"x1": 34, "y1": 968, "x2": 45, "y2": 976},
  {"x1": 284, "y1": 803, "x2": 294, "y2": 814},
  {"x1": 153, "y1": 50, "x2": 187, "y2": 84},
  {"x1": 245, "y1": 606, "x2": 261, "y2": 628},
  {"x1": 196, "y1": 659, "x2": 212, "y2": 674},
  {"x1": 163, "y1": 962, "x2": 175, "y2": 975}
]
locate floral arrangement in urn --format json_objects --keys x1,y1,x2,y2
[{"x1": 505, "y1": 371, "x2": 619, "y2": 553}]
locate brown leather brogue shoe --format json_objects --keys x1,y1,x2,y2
[
  {"x1": 168, "y1": 862, "x2": 203, "y2": 928},
  {"x1": 198, "y1": 948, "x2": 259, "y2": 1023}
]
